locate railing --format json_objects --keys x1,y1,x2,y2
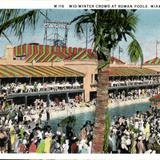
[
  {"x1": 7, "y1": 88, "x2": 84, "y2": 98},
  {"x1": 91, "y1": 82, "x2": 160, "y2": 90}
]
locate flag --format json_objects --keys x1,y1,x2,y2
[
  {"x1": 119, "y1": 46, "x2": 123, "y2": 60},
  {"x1": 119, "y1": 46, "x2": 123, "y2": 53},
  {"x1": 157, "y1": 40, "x2": 160, "y2": 44}
]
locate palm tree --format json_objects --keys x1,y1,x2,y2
[
  {"x1": 71, "y1": 9, "x2": 143, "y2": 153},
  {"x1": 0, "y1": 9, "x2": 48, "y2": 42},
  {"x1": 0, "y1": 9, "x2": 143, "y2": 153}
]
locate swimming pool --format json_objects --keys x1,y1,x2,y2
[{"x1": 49, "y1": 102, "x2": 151, "y2": 135}]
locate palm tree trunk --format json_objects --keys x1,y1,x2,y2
[{"x1": 92, "y1": 60, "x2": 109, "y2": 153}]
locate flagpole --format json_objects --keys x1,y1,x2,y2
[
  {"x1": 119, "y1": 46, "x2": 120, "y2": 60},
  {"x1": 156, "y1": 40, "x2": 158, "y2": 57},
  {"x1": 112, "y1": 49, "x2": 114, "y2": 57}
]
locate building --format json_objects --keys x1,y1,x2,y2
[{"x1": 0, "y1": 44, "x2": 160, "y2": 105}]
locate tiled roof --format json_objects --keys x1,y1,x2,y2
[
  {"x1": 144, "y1": 57, "x2": 160, "y2": 65},
  {"x1": 0, "y1": 65, "x2": 84, "y2": 78},
  {"x1": 109, "y1": 67, "x2": 158, "y2": 76},
  {"x1": 13, "y1": 44, "x2": 96, "y2": 63}
]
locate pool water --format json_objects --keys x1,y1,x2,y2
[
  {"x1": 109, "y1": 102, "x2": 151, "y2": 118},
  {"x1": 49, "y1": 102, "x2": 151, "y2": 135}
]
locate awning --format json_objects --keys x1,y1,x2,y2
[
  {"x1": 109, "y1": 67, "x2": 158, "y2": 77},
  {"x1": 0, "y1": 65, "x2": 84, "y2": 78},
  {"x1": 144, "y1": 57, "x2": 160, "y2": 65},
  {"x1": 13, "y1": 44, "x2": 96, "y2": 63},
  {"x1": 110, "y1": 56, "x2": 125, "y2": 64}
]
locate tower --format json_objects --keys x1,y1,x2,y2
[{"x1": 43, "y1": 20, "x2": 69, "y2": 47}]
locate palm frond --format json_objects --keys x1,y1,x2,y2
[
  {"x1": 0, "y1": 9, "x2": 20, "y2": 24},
  {"x1": 72, "y1": 9, "x2": 143, "y2": 66},
  {"x1": 0, "y1": 10, "x2": 39, "y2": 39},
  {"x1": 128, "y1": 39, "x2": 143, "y2": 65},
  {"x1": 1, "y1": 32, "x2": 12, "y2": 44},
  {"x1": 71, "y1": 12, "x2": 95, "y2": 38}
]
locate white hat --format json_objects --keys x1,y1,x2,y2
[
  {"x1": 80, "y1": 139, "x2": 87, "y2": 145},
  {"x1": 138, "y1": 136, "x2": 142, "y2": 140},
  {"x1": 152, "y1": 150, "x2": 156, "y2": 154},
  {"x1": 45, "y1": 132, "x2": 49, "y2": 137},
  {"x1": 121, "y1": 144, "x2": 126, "y2": 149},
  {"x1": 158, "y1": 133, "x2": 160, "y2": 137},
  {"x1": 56, "y1": 143, "x2": 60, "y2": 148},
  {"x1": 48, "y1": 133, "x2": 52, "y2": 137},
  {"x1": 23, "y1": 139, "x2": 27, "y2": 145},
  {"x1": 125, "y1": 131, "x2": 130, "y2": 136},
  {"x1": 73, "y1": 137, "x2": 77, "y2": 140},
  {"x1": 63, "y1": 133, "x2": 66, "y2": 137},
  {"x1": 65, "y1": 139, "x2": 69, "y2": 144}
]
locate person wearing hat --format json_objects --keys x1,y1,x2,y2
[
  {"x1": 144, "y1": 121, "x2": 150, "y2": 142},
  {"x1": 0, "y1": 128, "x2": 7, "y2": 153},
  {"x1": 71, "y1": 137, "x2": 79, "y2": 153},
  {"x1": 44, "y1": 133, "x2": 52, "y2": 153},
  {"x1": 60, "y1": 134, "x2": 65, "y2": 145},
  {"x1": 50, "y1": 136, "x2": 57, "y2": 153},
  {"x1": 36, "y1": 138, "x2": 45, "y2": 153},
  {"x1": 14, "y1": 134, "x2": 21, "y2": 153},
  {"x1": 120, "y1": 133, "x2": 130, "y2": 153},
  {"x1": 130, "y1": 133, "x2": 137, "y2": 153},
  {"x1": 61, "y1": 139, "x2": 69, "y2": 153},
  {"x1": 10, "y1": 125, "x2": 16, "y2": 151},
  {"x1": 80, "y1": 127, "x2": 87, "y2": 141},
  {"x1": 80, "y1": 143, "x2": 88, "y2": 153},
  {"x1": 56, "y1": 123, "x2": 63, "y2": 136},
  {"x1": 29, "y1": 139, "x2": 37, "y2": 153},
  {"x1": 18, "y1": 139, "x2": 27, "y2": 153},
  {"x1": 137, "y1": 136, "x2": 146, "y2": 153},
  {"x1": 54, "y1": 142, "x2": 61, "y2": 153},
  {"x1": 110, "y1": 131, "x2": 117, "y2": 153}
]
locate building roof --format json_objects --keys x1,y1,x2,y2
[
  {"x1": 13, "y1": 44, "x2": 125, "y2": 64},
  {"x1": 144, "y1": 57, "x2": 160, "y2": 65},
  {"x1": 110, "y1": 56, "x2": 125, "y2": 64},
  {"x1": 0, "y1": 65, "x2": 84, "y2": 78},
  {"x1": 109, "y1": 67, "x2": 158, "y2": 77},
  {"x1": 13, "y1": 44, "x2": 96, "y2": 62}
]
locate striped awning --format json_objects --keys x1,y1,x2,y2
[
  {"x1": 110, "y1": 56, "x2": 125, "y2": 64},
  {"x1": 13, "y1": 44, "x2": 127, "y2": 64},
  {"x1": 13, "y1": 44, "x2": 96, "y2": 63},
  {"x1": 0, "y1": 65, "x2": 84, "y2": 78},
  {"x1": 109, "y1": 67, "x2": 158, "y2": 77},
  {"x1": 144, "y1": 57, "x2": 160, "y2": 65}
]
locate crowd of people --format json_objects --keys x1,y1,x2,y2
[
  {"x1": 110, "y1": 77, "x2": 160, "y2": 87},
  {"x1": 109, "y1": 88, "x2": 158, "y2": 104},
  {"x1": 1, "y1": 75, "x2": 160, "y2": 154},
  {"x1": 0, "y1": 80, "x2": 82, "y2": 95},
  {"x1": 109, "y1": 106, "x2": 160, "y2": 154},
  {"x1": 0, "y1": 97, "x2": 94, "y2": 153}
]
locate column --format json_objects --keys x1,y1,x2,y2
[
  {"x1": 47, "y1": 94, "x2": 50, "y2": 107},
  {"x1": 66, "y1": 92, "x2": 69, "y2": 103},
  {"x1": 15, "y1": 78, "x2": 18, "y2": 84},
  {"x1": 25, "y1": 96, "x2": 27, "y2": 107},
  {"x1": 29, "y1": 78, "x2": 32, "y2": 85}
]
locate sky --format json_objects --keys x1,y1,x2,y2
[{"x1": 1, "y1": 9, "x2": 160, "y2": 64}]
